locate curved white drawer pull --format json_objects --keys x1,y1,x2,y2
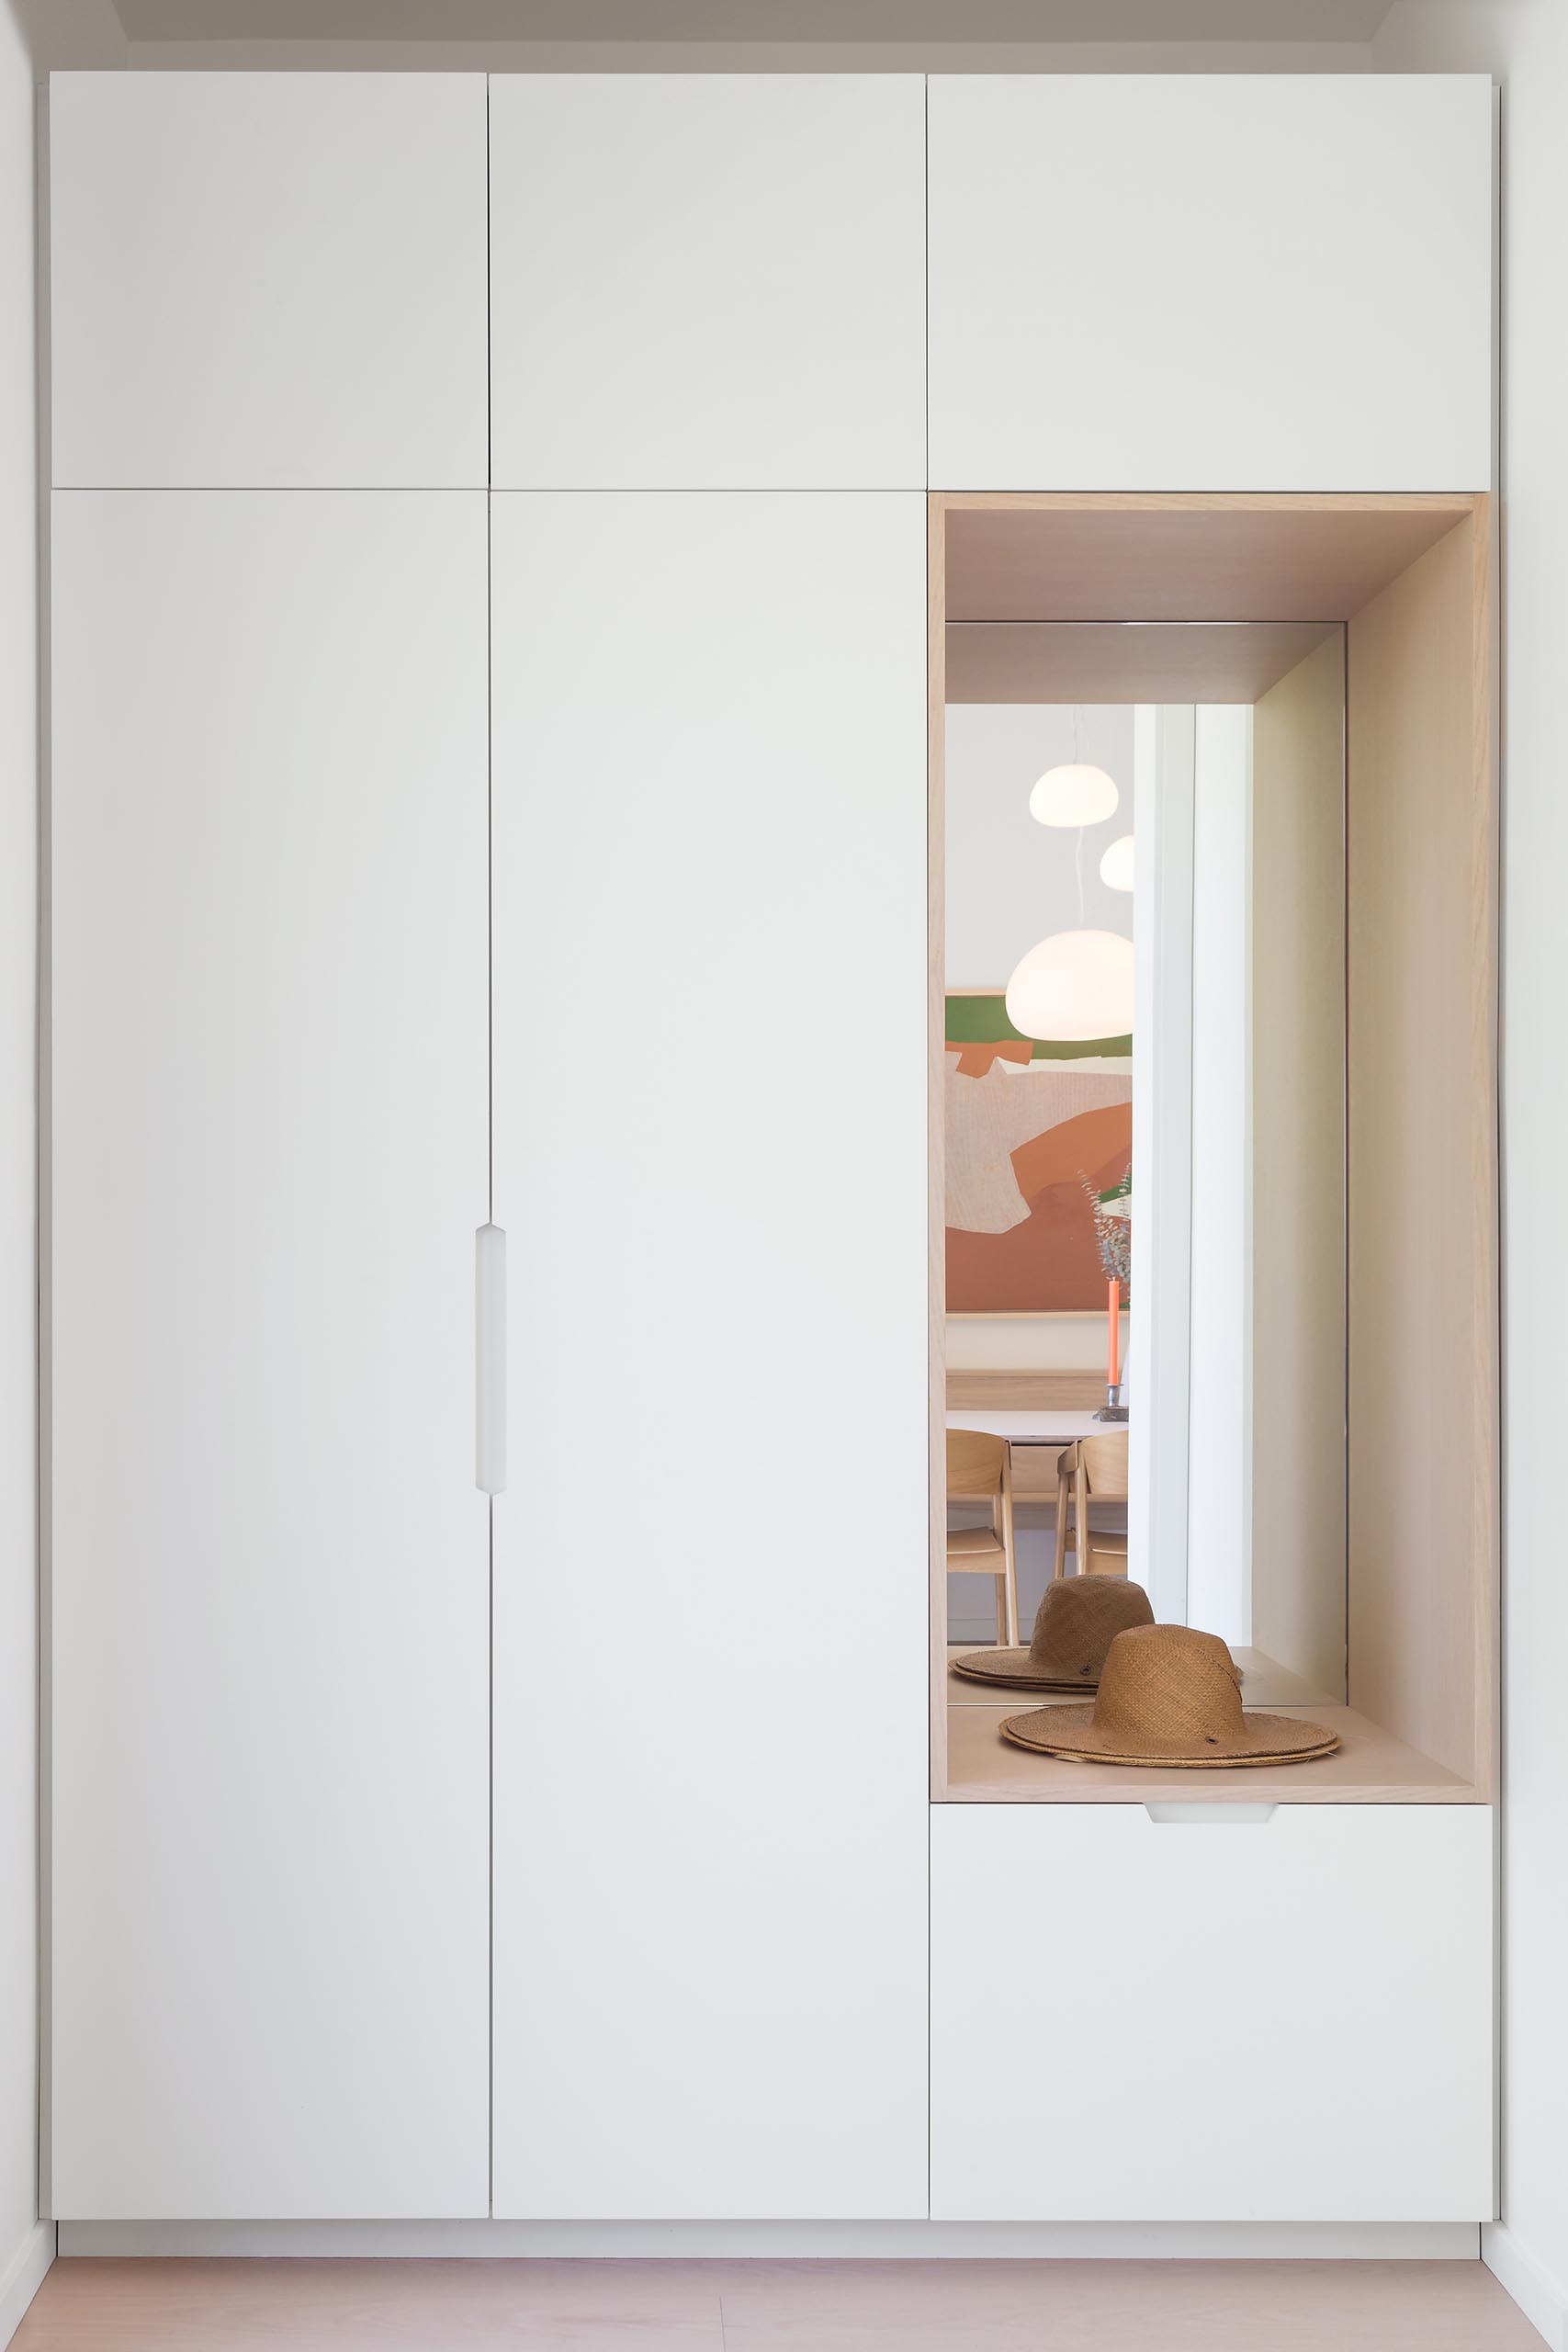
[
  {"x1": 476, "y1": 1223, "x2": 507, "y2": 1495},
  {"x1": 1145, "y1": 1804, "x2": 1277, "y2": 1825}
]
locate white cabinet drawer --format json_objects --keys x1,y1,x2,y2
[
  {"x1": 931, "y1": 1803, "x2": 1494, "y2": 2222},
  {"x1": 928, "y1": 74, "x2": 1494, "y2": 492},
  {"x1": 50, "y1": 73, "x2": 488, "y2": 487},
  {"x1": 489, "y1": 75, "x2": 926, "y2": 489}
]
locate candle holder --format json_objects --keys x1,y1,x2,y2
[{"x1": 1083, "y1": 1167, "x2": 1132, "y2": 1426}]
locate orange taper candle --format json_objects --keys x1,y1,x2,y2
[{"x1": 1107, "y1": 1276, "x2": 1121, "y2": 1389}]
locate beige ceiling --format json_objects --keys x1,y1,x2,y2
[{"x1": 112, "y1": 0, "x2": 1395, "y2": 43}]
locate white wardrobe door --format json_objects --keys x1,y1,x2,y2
[
  {"x1": 49, "y1": 74, "x2": 487, "y2": 489},
  {"x1": 49, "y1": 492, "x2": 491, "y2": 2220},
  {"x1": 928, "y1": 74, "x2": 1494, "y2": 492},
  {"x1": 488, "y1": 76, "x2": 926, "y2": 490},
  {"x1": 491, "y1": 492, "x2": 929, "y2": 2219}
]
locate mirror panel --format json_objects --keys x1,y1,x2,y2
[{"x1": 942, "y1": 631, "x2": 1347, "y2": 1709}]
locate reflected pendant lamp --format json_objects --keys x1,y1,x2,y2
[
  {"x1": 1099, "y1": 832, "x2": 1135, "y2": 892},
  {"x1": 1029, "y1": 763, "x2": 1120, "y2": 828},
  {"x1": 1005, "y1": 929, "x2": 1134, "y2": 1043}
]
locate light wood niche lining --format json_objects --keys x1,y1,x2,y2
[
  {"x1": 946, "y1": 620, "x2": 1337, "y2": 706},
  {"x1": 1250, "y1": 630, "x2": 1348, "y2": 1702},
  {"x1": 1346, "y1": 508, "x2": 1498, "y2": 1793},
  {"x1": 931, "y1": 492, "x2": 1497, "y2": 1805},
  {"x1": 943, "y1": 493, "x2": 1474, "y2": 624}
]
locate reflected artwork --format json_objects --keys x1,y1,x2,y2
[{"x1": 944, "y1": 993, "x2": 1131, "y2": 1314}]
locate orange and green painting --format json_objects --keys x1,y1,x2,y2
[{"x1": 946, "y1": 994, "x2": 1132, "y2": 1314}]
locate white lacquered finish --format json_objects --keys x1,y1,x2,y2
[
  {"x1": 48, "y1": 492, "x2": 491, "y2": 2218},
  {"x1": 931, "y1": 1803, "x2": 1495, "y2": 2222},
  {"x1": 928, "y1": 74, "x2": 1494, "y2": 492},
  {"x1": 491, "y1": 492, "x2": 929, "y2": 2218},
  {"x1": 475, "y1": 1225, "x2": 507, "y2": 1497},
  {"x1": 49, "y1": 74, "x2": 487, "y2": 487},
  {"x1": 488, "y1": 76, "x2": 926, "y2": 489}
]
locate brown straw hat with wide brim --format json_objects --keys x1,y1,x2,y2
[
  {"x1": 951, "y1": 1576, "x2": 1155, "y2": 1691},
  {"x1": 1000, "y1": 1623, "x2": 1341, "y2": 1768}
]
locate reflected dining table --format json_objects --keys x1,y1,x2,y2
[{"x1": 944, "y1": 1407, "x2": 1111, "y2": 1502}]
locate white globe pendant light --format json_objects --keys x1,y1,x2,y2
[
  {"x1": 1029, "y1": 762, "x2": 1119, "y2": 828},
  {"x1": 1099, "y1": 832, "x2": 1135, "y2": 892},
  {"x1": 1006, "y1": 929, "x2": 1134, "y2": 1042}
]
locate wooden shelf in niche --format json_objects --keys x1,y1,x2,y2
[
  {"x1": 929, "y1": 492, "x2": 1498, "y2": 1809},
  {"x1": 945, "y1": 1700, "x2": 1479, "y2": 1808}
]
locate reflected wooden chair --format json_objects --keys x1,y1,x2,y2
[
  {"x1": 945, "y1": 1430, "x2": 1020, "y2": 1645},
  {"x1": 1054, "y1": 1432, "x2": 1131, "y2": 1577}
]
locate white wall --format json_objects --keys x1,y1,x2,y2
[
  {"x1": 1, "y1": 11, "x2": 122, "y2": 2343},
  {"x1": 1371, "y1": 7, "x2": 1564, "y2": 2341},
  {"x1": 0, "y1": 15, "x2": 39, "y2": 2331}
]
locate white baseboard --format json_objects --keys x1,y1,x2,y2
[
  {"x1": 1484, "y1": 2222, "x2": 1565, "y2": 2350},
  {"x1": 57, "y1": 2219, "x2": 1480, "y2": 2262},
  {"x1": 0, "y1": 2223, "x2": 54, "y2": 2352}
]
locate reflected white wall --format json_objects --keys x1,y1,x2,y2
[
  {"x1": 1185, "y1": 707, "x2": 1254, "y2": 1646},
  {"x1": 1129, "y1": 705, "x2": 1193, "y2": 1629},
  {"x1": 944, "y1": 703, "x2": 1134, "y2": 989}
]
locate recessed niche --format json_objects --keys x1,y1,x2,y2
[{"x1": 930, "y1": 493, "x2": 1496, "y2": 1806}]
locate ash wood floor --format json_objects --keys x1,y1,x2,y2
[{"x1": 12, "y1": 2256, "x2": 1544, "y2": 2350}]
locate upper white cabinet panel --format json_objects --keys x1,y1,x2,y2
[
  {"x1": 931, "y1": 1803, "x2": 1495, "y2": 2222},
  {"x1": 928, "y1": 75, "x2": 1494, "y2": 492},
  {"x1": 50, "y1": 74, "x2": 487, "y2": 486},
  {"x1": 489, "y1": 75, "x2": 925, "y2": 488}
]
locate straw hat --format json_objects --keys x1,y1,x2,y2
[
  {"x1": 951, "y1": 1576, "x2": 1155, "y2": 1691},
  {"x1": 1000, "y1": 1623, "x2": 1341, "y2": 1767}
]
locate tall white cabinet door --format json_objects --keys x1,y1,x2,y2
[
  {"x1": 488, "y1": 76, "x2": 926, "y2": 490},
  {"x1": 49, "y1": 492, "x2": 491, "y2": 2220},
  {"x1": 931, "y1": 1804, "x2": 1495, "y2": 2222},
  {"x1": 50, "y1": 74, "x2": 487, "y2": 488},
  {"x1": 929, "y1": 74, "x2": 1494, "y2": 492},
  {"x1": 491, "y1": 492, "x2": 929, "y2": 2219}
]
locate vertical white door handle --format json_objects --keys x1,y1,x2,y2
[{"x1": 476, "y1": 1224, "x2": 506, "y2": 1495}]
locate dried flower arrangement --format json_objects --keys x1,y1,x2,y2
[{"x1": 1081, "y1": 1164, "x2": 1132, "y2": 1294}]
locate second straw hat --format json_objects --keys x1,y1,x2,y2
[
  {"x1": 951, "y1": 1575, "x2": 1154, "y2": 1691},
  {"x1": 1001, "y1": 1623, "x2": 1340, "y2": 1767}
]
